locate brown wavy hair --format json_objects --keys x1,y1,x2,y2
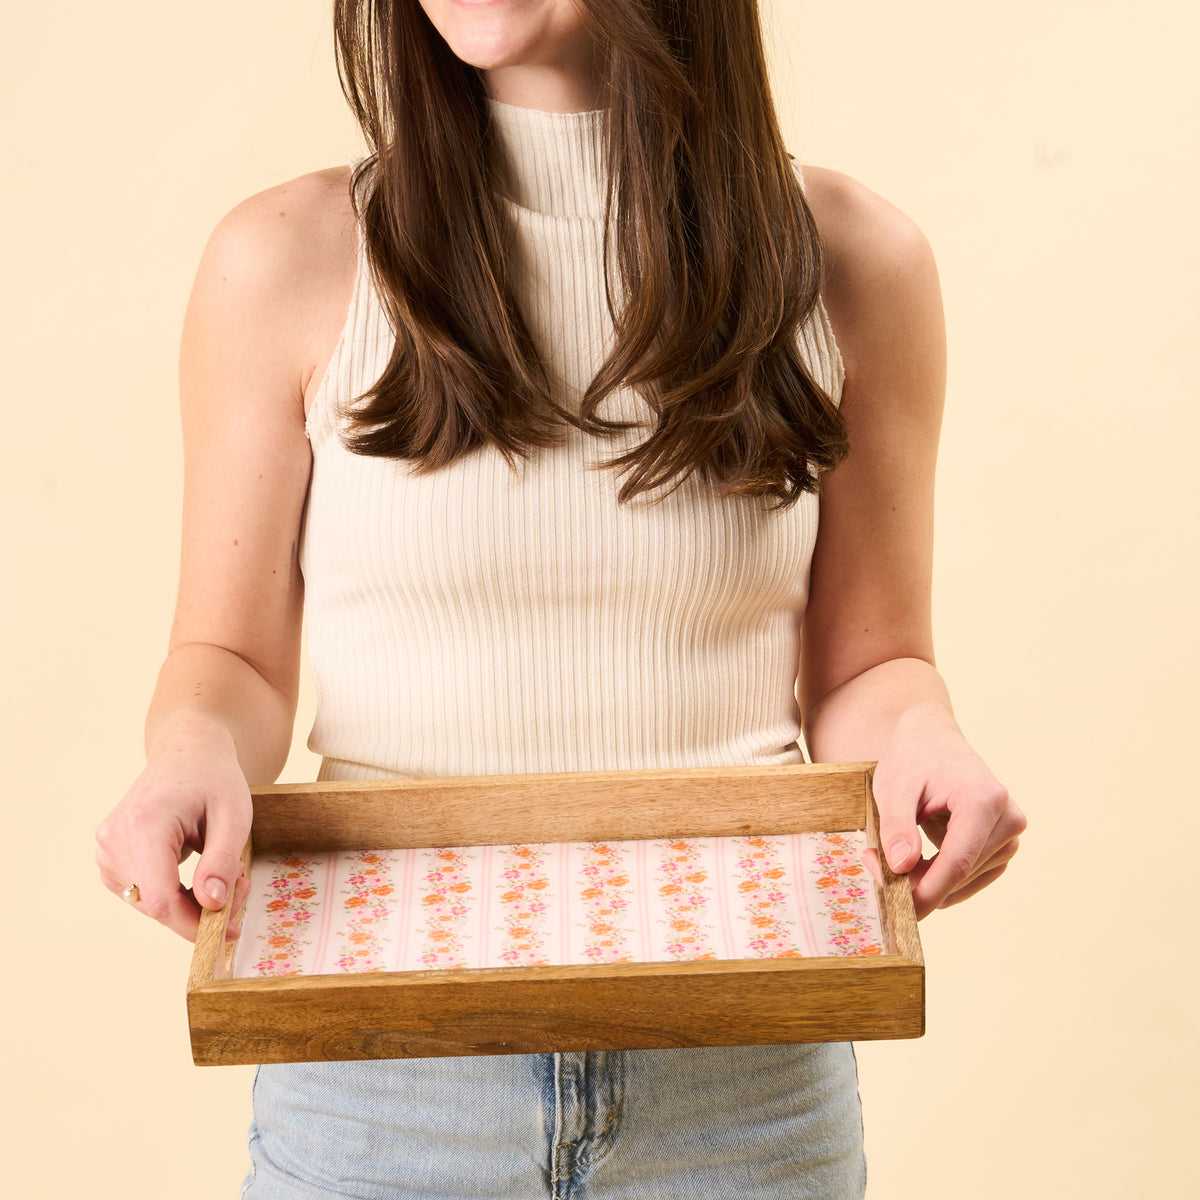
[{"x1": 332, "y1": 0, "x2": 848, "y2": 506}]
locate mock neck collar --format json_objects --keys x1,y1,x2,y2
[{"x1": 486, "y1": 97, "x2": 609, "y2": 220}]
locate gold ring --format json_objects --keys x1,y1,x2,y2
[{"x1": 121, "y1": 883, "x2": 141, "y2": 905}]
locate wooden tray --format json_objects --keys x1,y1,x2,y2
[{"x1": 187, "y1": 763, "x2": 923, "y2": 1065}]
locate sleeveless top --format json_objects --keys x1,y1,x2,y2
[{"x1": 299, "y1": 99, "x2": 846, "y2": 783}]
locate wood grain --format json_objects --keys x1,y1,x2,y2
[
  {"x1": 189, "y1": 955, "x2": 924, "y2": 1066},
  {"x1": 189, "y1": 837, "x2": 253, "y2": 989},
  {"x1": 863, "y1": 767, "x2": 924, "y2": 969},
  {"x1": 249, "y1": 762, "x2": 872, "y2": 853}
]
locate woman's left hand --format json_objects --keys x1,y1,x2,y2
[{"x1": 866, "y1": 702, "x2": 1028, "y2": 919}]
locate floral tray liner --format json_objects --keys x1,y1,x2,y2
[{"x1": 231, "y1": 831, "x2": 884, "y2": 978}]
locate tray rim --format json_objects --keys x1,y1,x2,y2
[{"x1": 186, "y1": 762, "x2": 924, "y2": 1064}]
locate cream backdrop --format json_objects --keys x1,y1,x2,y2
[{"x1": 3, "y1": 2, "x2": 1195, "y2": 1196}]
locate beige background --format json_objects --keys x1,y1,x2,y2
[{"x1": 3, "y1": 1, "x2": 1195, "y2": 1194}]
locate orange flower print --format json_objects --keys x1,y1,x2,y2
[
  {"x1": 657, "y1": 838, "x2": 717, "y2": 961},
  {"x1": 809, "y1": 832, "x2": 884, "y2": 956},
  {"x1": 734, "y1": 835, "x2": 801, "y2": 959},
  {"x1": 336, "y1": 850, "x2": 403, "y2": 973},
  {"x1": 418, "y1": 846, "x2": 475, "y2": 970},
  {"x1": 245, "y1": 831, "x2": 885, "y2": 980},
  {"x1": 578, "y1": 841, "x2": 634, "y2": 964},
  {"x1": 253, "y1": 853, "x2": 318, "y2": 977},
  {"x1": 497, "y1": 844, "x2": 552, "y2": 967}
]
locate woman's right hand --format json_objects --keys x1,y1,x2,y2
[{"x1": 95, "y1": 725, "x2": 254, "y2": 942}]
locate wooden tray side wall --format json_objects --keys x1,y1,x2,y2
[
  {"x1": 188, "y1": 838, "x2": 252, "y2": 988},
  {"x1": 862, "y1": 768, "x2": 924, "y2": 967},
  {"x1": 189, "y1": 956, "x2": 924, "y2": 1066},
  {"x1": 247, "y1": 763, "x2": 872, "y2": 853}
]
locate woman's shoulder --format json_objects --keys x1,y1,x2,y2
[
  {"x1": 195, "y1": 164, "x2": 360, "y2": 412},
  {"x1": 794, "y1": 163, "x2": 943, "y2": 380},
  {"x1": 797, "y1": 164, "x2": 936, "y2": 295},
  {"x1": 203, "y1": 165, "x2": 357, "y2": 301}
]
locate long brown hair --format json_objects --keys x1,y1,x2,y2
[{"x1": 332, "y1": 0, "x2": 848, "y2": 506}]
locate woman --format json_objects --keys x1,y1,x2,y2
[{"x1": 95, "y1": 1, "x2": 1027, "y2": 1196}]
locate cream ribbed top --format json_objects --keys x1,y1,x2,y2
[{"x1": 300, "y1": 99, "x2": 845, "y2": 783}]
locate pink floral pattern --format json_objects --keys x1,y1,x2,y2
[
  {"x1": 252, "y1": 855, "x2": 318, "y2": 976},
  {"x1": 732, "y1": 836, "x2": 804, "y2": 958},
  {"x1": 576, "y1": 841, "x2": 634, "y2": 964},
  {"x1": 232, "y1": 832, "x2": 884, "y2": 978},
  {"x1": 495, "y1": 844, "x2": 553, "y2": 966},
  {"x1": 416, "y1": 847, "x2": 475, "y2": 970},
  {"x1": 335, "y1": 850, "x2": 401, "y2": 972},
  {"x1": 808, "y1": 833, "x2": 884, "y2": 956},
  {"x1": 655, "y1": 839, "x2": 718, "y2": 961}
]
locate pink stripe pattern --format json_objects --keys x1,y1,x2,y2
[
  {"x1": 416, "y1": 846, "x2": 476, "y2": 970},
  {"x1": 251, "y1": 855, "x2": 319, "y2": 977},
  {"x1": 335, "y1": 850, "x2": 402, "y2": 972},
  {"x1": 576, "y1": 841, "x2": 635, "y2": 964},
  {"x1": 806, "y1": 833, "x2": 884, "y2": 956},
  {"x1": 653, "y1": 839, "x2": 719, "y2": 962},
  {"x1": 494, "y1": 843, "x2": 554, "y2": 967},
  {"x1": 232, "y1": 831, "x2": 883, "y2": 978},
  {"x1": 731, "y1": 835, "x2": 804, "y2": 959}
]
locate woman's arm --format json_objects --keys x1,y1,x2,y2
[
  {"x1": 94, "y1": 176, "x2": 336, "y2": 940},
  {"x1": 799, "y1": 167, "x2": 1026, "y2": 918}
]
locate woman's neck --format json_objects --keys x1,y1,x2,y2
[{"x1": 482, "y1": 42, "x2": 604, "y2": 113}]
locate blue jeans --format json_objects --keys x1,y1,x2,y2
[{"x1": 240, "y1": 1043, "x2": 866, "y2": 1198}]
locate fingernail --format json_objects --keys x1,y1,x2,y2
[
  {"x1": 207, "y1": 878, "x2": 227, "y2": 905},
  {"x1": 888, "y1": 839, "x2": 911, "y2": 865}
]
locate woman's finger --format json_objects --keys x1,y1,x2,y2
[
  {"x1": 124, "y1": 810, "x2": 203, "y2": 940},
  {"x1": 870, "y1": 768, "x2": 924, "y2": 875},
  {"x1": 923, "y1": 811, "x2": 1019, "y2": 876},
  {"x1": 909, "y1": 794, "x2": 1001, "y2": 916},
  {"x1": 912, "y1": 794, "x2": 1025, "y2": 917},
  {"x1": 193, "y1": 787, "x2": 252, "y2": 911},
  {"x1": 937, "y1": 862, "x2": 1010, "y2": 908}
]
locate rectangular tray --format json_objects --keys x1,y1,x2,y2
[{"x1": 187, "y1": 763, "x2": 923, "y2": 1065}]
